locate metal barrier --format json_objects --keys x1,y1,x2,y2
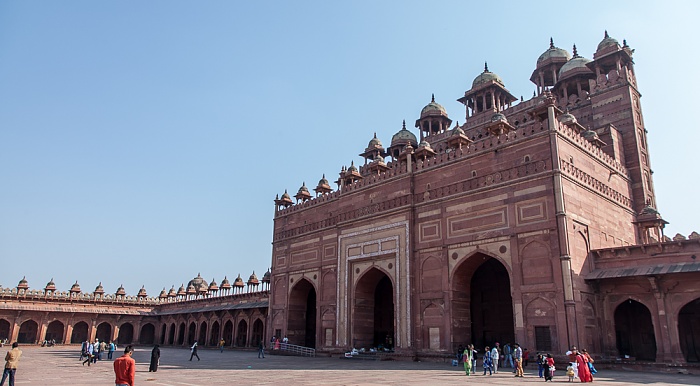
[{"x1": 272, "y1": 343, "x2": 315, "y2": 357}]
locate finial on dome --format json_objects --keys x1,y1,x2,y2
[
  {"x1": 484, "y1": 62, "x2": 489, "y2": 72},
  {"x1": 431, "y1": 93, "x2": 435, "y2": 103},
  {"x1": 533, "y1": 90, "x2": 536, "y2": 97},
  {"x1": 623, "y1": 39, "x2": 628, "y2": 47},
  {"x1": 322, "y1": 173, "x2": 325, "y2": 178},
  {"x1": 521, "y1": 95, "x2": 524, "y2": 102},
  {"x1": 402, "y1": 119, "x2": 406, "y2": 129},
  {"x1": 549, "y1": 37, "x2": 554, "y2": 49},
  {"x1": 572, "y1": 44, "x2": 579, "y2": 57},
  {"x1": 604, "y1": 30, "x2": 609, "y2": 39},
  {"x1": 373, "y1": 132, "x2": 377, "y2": 138}
]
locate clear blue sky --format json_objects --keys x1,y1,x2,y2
[{"x1": 1, "y1": 1, "x2": 698, "y2": 296}]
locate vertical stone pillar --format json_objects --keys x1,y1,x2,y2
[
  {"x1": 63, "y1": 322, "x2": 72, "y2": 344},
  {"x1": 112, "y1": 325, "x2": 120, "y2": 345},
  {"x1": 649, "y1": 277, "x2": 673, "y2": 362},
  {"x1": 133, "y1": 322, "x2": 142, "y2": 345},
  {"x1": 88, "y1": 318, "x2": 97, "y2": 342}
]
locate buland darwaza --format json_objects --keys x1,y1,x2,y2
[{"x1": 2, "y1": 32, "x2": 700, "y2": 366}]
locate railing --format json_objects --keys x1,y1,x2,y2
[{"x1": 271, "y1": 343, "x2": 315, "y2": 357}]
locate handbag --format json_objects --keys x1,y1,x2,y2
[{"x1": 549, "y1": 365, "x2": 556, "y2": 372}]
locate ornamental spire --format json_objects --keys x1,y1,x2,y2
[
  {"x1": 549, "y1": 37, "x2": 554, "y2": 49},
  {"x1": 484, "y1": 62, "x2": 489, "y2": 72}
]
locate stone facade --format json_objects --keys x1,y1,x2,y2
[
  {"x1": 0, "y1": 273, "x2": 270, "y2": 349},
  {"x1": 269, "y1": 33, "x2": 700, "y2": 364}
]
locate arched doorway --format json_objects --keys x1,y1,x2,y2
[
  {"x1": 352, "y1": 268, "x2": 394, "y2": 350},
  {"x1": 160, "y1": 324, "x2": 167, "y2": 344},
  {"x1": 198, "y1": 322, "x2": 208, "y2": 345},
  {"x1": 18, "y1": 320, "x2": 39, "y2": 344},
  {"x1": 210, "y1": 321, "x2": 220, "y2": 346},
  {"x1": 187, "y1": 322, "x2": 196, "y2": 346},
  {"x1": 177, "y1": 322, "x2": 186, "y2": 345},
  {"x1": 168, "y1": 323, "x2": 176, "y2": 345},
  {"x1": 96, "y1": 322, "x2": 112, "y2": 343},
  {"x1": 452, "y1": 255, "x2": 514, "y2": 348},
  {"x1": 223, "y1": 320, "x2": 233, "y2": 347},
  {"x1": 252, "y1": 319, "x2": 264, "y2": 346},
  {"x1": 140, "y1": 323, "x2": 155, "y2": 344},
  {"x1": 0, "y1": 319, "x2": 10, "y2": 341},
  {"x1": 71, "y1": 321, "x2": 89, "y2": 343},
  {"x1": 614, "y1": 299, "x2": 656, "y2": 361},
  {"x1": 46, "y1": 321, "x2": 64, "y2": 343},
  {"x1": 678, "y1": 298, "x2": 700, "y2": 362},
  {"x1": 118, "y1": 323, "x2": 134, "y2": 344},
  {"x1": 288, "y1": 278, "x2": 317, "y2": 348},
  {"x1": 236, "y1": 320, "x2": 247, "y2": 347}
]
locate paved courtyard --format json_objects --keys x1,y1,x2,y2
[{"x1": 4, "y1": 346, "x2": 698, "y2": 385}]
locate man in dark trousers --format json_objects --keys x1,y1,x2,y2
[
  {"x1": 189, "y1": 341, "x2": 200, "y2": 361},
  {"x1": 258, "y1": 340, "x2": 265, "y2": 358}
]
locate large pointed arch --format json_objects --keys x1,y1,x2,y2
[
  {"x1": 287, "y1": 278, "x2": 317, "y2": 348},
  {"x1": 678, "y1": 297, "x2": 700, "y2": 363},
  {"x1": 614, "y1": 299, "x2": 656, "y2": 361},
  {"x1": 352, "y1": 267, "x2": 394, "y2": 350},
  {"x1": 46, "y1": 320, "x2": 65, "y2": 343},
  {"x1": 96, "y1": 322, "x2": 112, "y2": 343},
  {"x1": 451, "y1": 251, "x2": 514, "y2": 349}
]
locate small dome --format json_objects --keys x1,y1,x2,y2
[
  {"x1": 137, "y1": 286, "x2": 147, "y2": 297},
  {"x1": 220, "y1": 276, "x2": 231, "y2": 289},
  {"x1": 116, "y1": 284, "x2": 126, "y2": 296},
  {"x1": 177, "y1": 284, "x2": 186, "y2": 295},
  {"x1": 208, "y1": 278, "x2": 218, "y2": 291},
  {"x1": 582, "y1": 129, "x2": 600, "y2": 141},
  {"x1": 281, "y1": 190, "x2": 291, "y2": 200},
  {"x1": 367, "y1": 133, "x2": 383, "y2": 148},
  {"x1": 537, "y1": 39, "x2": 571, "y2": 64},
  {"x1": 168, "y1": 286, "x2": 177, "y2": 297},
  {"x1": 159, "y1": 288, "x2": 168, "y2": 298},
  {"x1": 420, "y1": 94, "x2": 448, "y2": 119},
  {"x1": 418, "y1": 140, "x2": 432, "y2": 150},
  {"x1": 559, "y1": 112, "x2": 577, "y2": 125},
  {"x1": 248, "y1": 271, "x2": 259, "y2": 285},
  {"x1": 639, "y1": 205, "x2": 660, "y2": 216},
  {"x1": 391, "y1": 121, "x2": 418, "y2": 146},
  {"x1": 491, "y1": 113, "x2": 508, "y2": 123},
  {"x1": 187, "y1": 273, "x2": 208, "y2": 290},
  {"x1": 317, "y1": 175, "x2": 330, "y2": 187},
  {"x1": 45, "y1": 278, "x2": 56, "y2": 290},
  {"x1": 452, "y1": 127, "x2": 466, "y2": 136},
  {"x1": 297, "y1": 183, "x2": 311, "y2": 197},
  {"x1": 472, "y1": 63, "x2": 504, "y2": 89},
  {"x1": 233, "y1": 274, "x2": 245, "y2": 287},
  {"x1": 262, "y1": 269, "x2": 271, "y2": 283},
  {"x1": 17, "y1": 276, "x2": 29, "y2": 289},
  {"x1": 186, "y1": 283, "x2": 196, "y2": 294},
  {"x1": 347, "y1": 161, "x2": 358, "y2": 173},
  {"x1": 559, "y1": 55, "x2": 592, "y2": 79},
  {"x1": 70, "y1": 281, "x2": 81, "y2": 293},
  {"x1": 94, "y1": 282, "x2": 104, "y2": 294},
  {"x1": 597, "y1": 31, "x2": 620, "y2": 52}
]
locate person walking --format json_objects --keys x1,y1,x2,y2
[
  {"x1": 82, "y1": 341, "x2": 94, "y2": 366},
  {"x1": 113, "y1": 345, "x2": 135, "y2": 386},
  {"x1": 0, "y1": 342, "x2": 21, "y2": 386},
  {"x1": 491, "y1": 343, "x2": 500, "y2": 374},
  {"x1": 93, "y1": 339, "x2": 100, "y2": 363},
  {"x1": 544, "y1": 353, "x2": 555, "y2": 382},
  {"x1": 149, "y1": 345, "x2": 160, "y2": 372},
  {"x1": 482, "y1": 346, "x2": 493, "y2": 375},
  {"x1": 513, "y1": 343, "x2": 524, "y2": 377},
  {"x1": 108, "y1": 341, "x2": 116, "y2": 360},
  {"x1": 462, "y1": 345, "x2": 473, "y2": 376},
  {"x1": 189, "y1": 341, "x2": 200, "y2": 361},
  {"x1": 219, "y1": 339, "x2": 225, "y2": 353},
  {"x1": 99, "y1": 340, "x2": 106, "y2": 361},
  {"x1": 258, "y1": 340, "x2": 265, "y2": 358},
  {"x1": 504, "y1": 342, "x2": 513, "y2": 369}
]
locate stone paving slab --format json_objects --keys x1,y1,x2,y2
[{"x1": 4, "y1": 346, "x2": 698, "y2": 385}]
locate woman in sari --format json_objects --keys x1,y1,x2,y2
[
  {"x1": 575, "y1": 352, "x2": 593, "y2": 382},
  {"x1": 149, "y1": 344, "x2": 161, "y2": 372}
]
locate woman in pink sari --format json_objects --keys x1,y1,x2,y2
[{"x1": 575, "y1": 352, "x2": 593, "y2": 382}]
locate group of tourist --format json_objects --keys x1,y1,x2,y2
[
  {"x1": 79, "y1": 339, "x2": 117, "y2": 366},
  {"x1": 534, "y1": 346, "x2": 596, "y2": 382}
]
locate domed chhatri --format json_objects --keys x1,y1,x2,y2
[
  {"x1": 94, "y1": 282, "x2": 105, "y2": 294},
  {"x1": 420, "y1": 94, "x2": 448, "y2": 119},
  {"x1": 116, "y1": 284, "x2": 126, "y2": 296},
  {"x1": 391, "y1": 120, "x2": 418, "y2": 145},
  {"x1": 233, "y1": 274, "x2": 245, "y2": 287},
  {"x1": 367, "y1": 133, "x2": 383, "y2": 149},
  {"x1": 559, "y1": 111, "x2": 578, "y2": 125},
  {"x1": 44, "y1": 278, "x2": 56, "y2": 291},
  {"x1": 558, "y1": 45, "x2": 593, "y2": 79},
  {"x1": 17, "y1": 276, "x2": 29, "y2": 290},
  {"x1": 187, "y1": 273, "x2": 208, "y2": 291},
  {"x1": 137, "y1": 286, "x2": 148, "y2": 297},
  {"x1": 597, "y1": 30, "x2": 620, "y2": 52},
  {"x1": 537, "y1": 37, "x2": 571, "y2": 64},
  {"x1": 248, "y1": 271, "x2": 259, "y2": 285},
  {"x1": 491, "y1": 112, "x2": 508, "y2": 123},
  {"x1": 472, "y1": 62, "x2": 505, "y2": 89},
  {"x1": 70, "y1": 281, "x2": 81, "y2": 293}
]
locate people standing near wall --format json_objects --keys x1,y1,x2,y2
[
  {"x1": 575, "y1": 351, "x2": 593, "y2": 382},
  {"x1": 504, "y1": 343, "x2": 513, "y2": 369},
  {"x1": 482, "y1": 346, "x2": 493, "y2": 375},
  {"x1": 149, "y1": 345, "x2": 160, "y2": 372},
  {"x1": 258, "y1": 340, "x2": 265, "y2": 358},
  {"x1": 513, "y1": 343, "x2": 524, "y2": 377},
  {"x1": 99, "y1": 340, "x2": 106, "y2": 361},
  {"x1": 189, "y1": 341, "x2": 200, "y2": 361},
  {"x1": 544, "y1": 353, "x2": 555, "y2": 382},
  {"x1": 108, "y1": 341, "x2": 116, "y2": 360},
  {"x1": 282, "y1": 335, "x2": 288, "y2": 350},
  {"x1": 219, "y1": 339, "x2": 225, "y2": 353},
  {"x1": 566, "y1": 347, "x2": 578, "y2": 379},
  {"x1": 0, "y1": 342, "x2": 21, "y2": 386},
  {"x1": 113, "y1": 345, "x2": 135, "y2": 386},
  {"x1": 462, "y1": 345, "x2": 473, "y2": 376},
  {"x1": 491, "y1": 343, "x2": 500, "y2": 374}
]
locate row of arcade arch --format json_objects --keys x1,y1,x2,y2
[
  {"x1": 158, "y1": 319, "x2": 265, "y2": 348},
  {"x1": 281, "y1": 253, "x2": 700, "y2": 363}
]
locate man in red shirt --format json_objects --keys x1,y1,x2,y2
[{"x1": 113, "y1": 345, "x2": 135, "y2": 386}]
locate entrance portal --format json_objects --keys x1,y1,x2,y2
[
  {"x1": 353, "y1": 268, "x2": 394, "y2": 350},
  {"x1": 0, "y1": 319, "x2": 10, "y2": 341},
  {"x1": 140, "y1": 323, "x2": 155, "y2": 344},
  {"x1": 678, "y1": 298, "x2": 700, "y2": 362},
  {"x1": 96, "y1": 322, "x2": 112, "y2": 343},
  {"x1": 452, "y1": 255, "x2": 514, "y2": 348},
  {"x1": 223, "y1": 321, "x2": 233, "y2": 346},
  {"x1": 46, "y1": 321, "x2": 64, "y2": 343},
  {"x1": 118, "y1": 323, "x2": 134, "y2": 344},
  {"x1": 614, "y1": 299, "x2": 656, "y2": 361},
  {"x1": 18, "y1": 320, "x2": 38, "y2": 344},
  {"x1": 71, "y1": 321, "x2": 89, "y2": 343},
  {"x1": 236, "y1": 320, "x2": 247, "y2": 347},
  {"x1": 287, "y1": 279, "x2": 317, "y2": 348}
]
